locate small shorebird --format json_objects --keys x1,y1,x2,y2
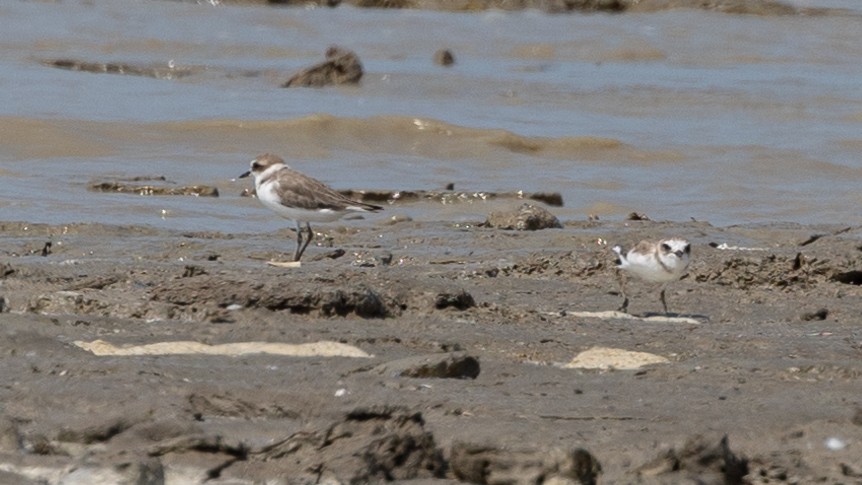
[
  {"x1": 612, "y1": 238, "x2": 691, "y2": 314},
  {"x1": 238, "y1": 153, "x2": 383, "y2": 263}
]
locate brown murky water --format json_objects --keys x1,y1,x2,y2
[{"x1": 2, "y1": 1, "x2": 862, "y2": 231}]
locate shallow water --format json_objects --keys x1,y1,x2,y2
[{"x1": 1, "y1": 0, "x2": 861, "y2": 232}]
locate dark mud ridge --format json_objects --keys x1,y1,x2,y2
[{"x1": 261, "y1": 0, "x2": 840, "y2": 15}]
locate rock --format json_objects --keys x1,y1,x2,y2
[
  {"x1": 636, "y1": 434, "x2": 748, "y2": 484},
  {"x1": 484, "y1": 203, "x2": 562, "y2": 231},
  {"x1": 434, "y1": 49, "x2": 455, "y2": 66},
  {"x1": 800, "y1": 308, "x2": 828, "y2": 321},
  {"x1": 435, "y1": 290, "x2": 475, "y2": 310},
  {"x1": 832, "y1": 270, "x2": 862, "y2": 285},
  {"x1": 372, "y1": 352, "x2": 480, "y2": 379},
  {"x1": 450, "y1": 443, "x2": 602, "y2": 485},
  {"x1": 0, "y1": 262, "x2": 14, "y2": 279},
  {"x1": 626, "y1": 212, "x2": 651, "y2": 221},
  {"x1": 282, "y1": 46, "x2": 363, "y2": 88}
]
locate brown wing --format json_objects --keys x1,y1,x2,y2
[
  {"x1": 629, "y1": 240, "x2": 657, "y2": 256},
  {"x1": 271, "y1": 167, "x2": 383, "y2": 212}
]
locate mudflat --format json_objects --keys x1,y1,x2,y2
[{"x1": 0, "y1": 214, "x2": 860, "y2": 484}]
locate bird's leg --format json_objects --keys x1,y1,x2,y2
[
  {"x1": 616, "y1": 269, "x2": 629, "y2": 313},
  {"x1": 292, "y1": 221, "x2": 304, "y2": 262},
  {"x1": 294, "y1": 222, "x2": 314, "y2": 262},
  {"x1": 659, "y1": 284, "x2": 669, "y2": 314}
]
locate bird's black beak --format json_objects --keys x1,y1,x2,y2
[{"x1": 238, "y1": 171, "x2": 250, "y2": 179}]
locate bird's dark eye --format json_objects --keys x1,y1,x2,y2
[
  {"x1": 684, "y1": 244, "x2": 691, "y2": 254},
  {"x1": 661, "y1": 243, "x2": 671, "y2": 252},
  {"x1": 251, "y1": 162, "x2": 261, "y2": 170}
]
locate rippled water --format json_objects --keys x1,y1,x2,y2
[{"x1": 1, "y1": 0, "x2": 861, "y2": 232}]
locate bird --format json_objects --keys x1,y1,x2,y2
[
  {"x1": 238, "y1": 153, "x2": 383, "y2": 262},
  {"x1": 612, "y1": 238, "x2": 691, "y2": 314}
]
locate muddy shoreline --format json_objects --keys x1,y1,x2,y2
[
  {"x1": 0, "y1": 215, "x2": 861, "y2": 484},
  {"x1": 231, "y1": 0, "x2": 842, "y2": 16}
]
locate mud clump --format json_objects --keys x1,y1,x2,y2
[
  {"x1": 692, "y1": 252, "x2": 842, "y2": 290},
  {"x1": 434, "y1": 48, "x2": 456, "y2": 66},
  {"x1": 282, "y1": 46, "x2": 363, "y2": 88},
  {"x1": 339, "y1": 188, "x2": 564, "y2": 207},
  {"x1": 249, "y1": 405, "x2": 445, "y2": 482},
  {"x1": 41, "y1": 58, "x2": 200, "y2": 80},
  {"x1": 484, "y1": 203, "x2": 562, "y2": 231},
  {"x1": 371, "y1": 351, "x2": 481, "y2": 379},
  {"x1": 88, "y1": 181, "x2": 219, "y2": 197},
  {"x1": 450, "y1": 442, "x2": 602, "y2": 484},
  {"x1": 150, "y1": 275, "x2": 395, "y2": 319},
  {"x1": 435, "y1": 290, "x2": 476, "y2": 310},
  {"x1": 636, "y1": 434, "x2": 748, "y2": 484}
]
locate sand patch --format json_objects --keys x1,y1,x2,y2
[
  {"x1": 565, "y1": 346, "x2": 669, "y2": 370},
  {"x1": 74, "y1": 339, "x2": 372, "y2": 358},
  {"x1": 567, "y1": 310, "x2": 702, "y2": 324}
]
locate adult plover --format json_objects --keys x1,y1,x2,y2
[
  {"x1": 612, "y1": 238, "x2": 691, "y2": 314},
  {"x1": 238, "y1": 153, "x2": 383, "y2": 262}
]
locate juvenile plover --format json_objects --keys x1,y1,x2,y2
[
  {"x1": 238, "y1": 153, "x2": 383, "y2": 262},
  {"x1": 612, "y1": 238, "x2": 691, "y2": 314}
]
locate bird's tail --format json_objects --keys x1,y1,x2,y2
[{"x1": 612, "y1": 245, "x2": 626, "y2": 267}]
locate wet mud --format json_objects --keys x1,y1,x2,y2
[{"x1": 0, "y1": 215, "x2": 861, "y2": 483}]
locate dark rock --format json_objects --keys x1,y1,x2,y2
[
  {"x1": 626, "y1": 212, "x2": 651, "y2": 221},
  {"x1": 0, "y1": 262, "x2": 13, "y2": 279},
  {"x1": 282, "y1": 46, "x2": 363, "y2": 88},
  {"x1": 181, "y1": 265, "x2": 208, "y2": 278},
  {"x1": 434, "y1": 49, "x2": 455, "y2": 66},
  {"x1": 484, "y1": 203, "x2": 562, "y2": 231},
  {"x1": 832, "y1": 270, "x2": 862, "y2": 285},
  {"x1": 372, "y1": 352, "x2": 480, "y2": 379},
  {"x1": 435, "y1": 290, "x2": 476, "y2": 310},
  {"x1": 800, "y1": 308, "x2": 828, "y2": 321},
  {"x1": 450, "y1": 442, "x2": 602, "y2": 484}
]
